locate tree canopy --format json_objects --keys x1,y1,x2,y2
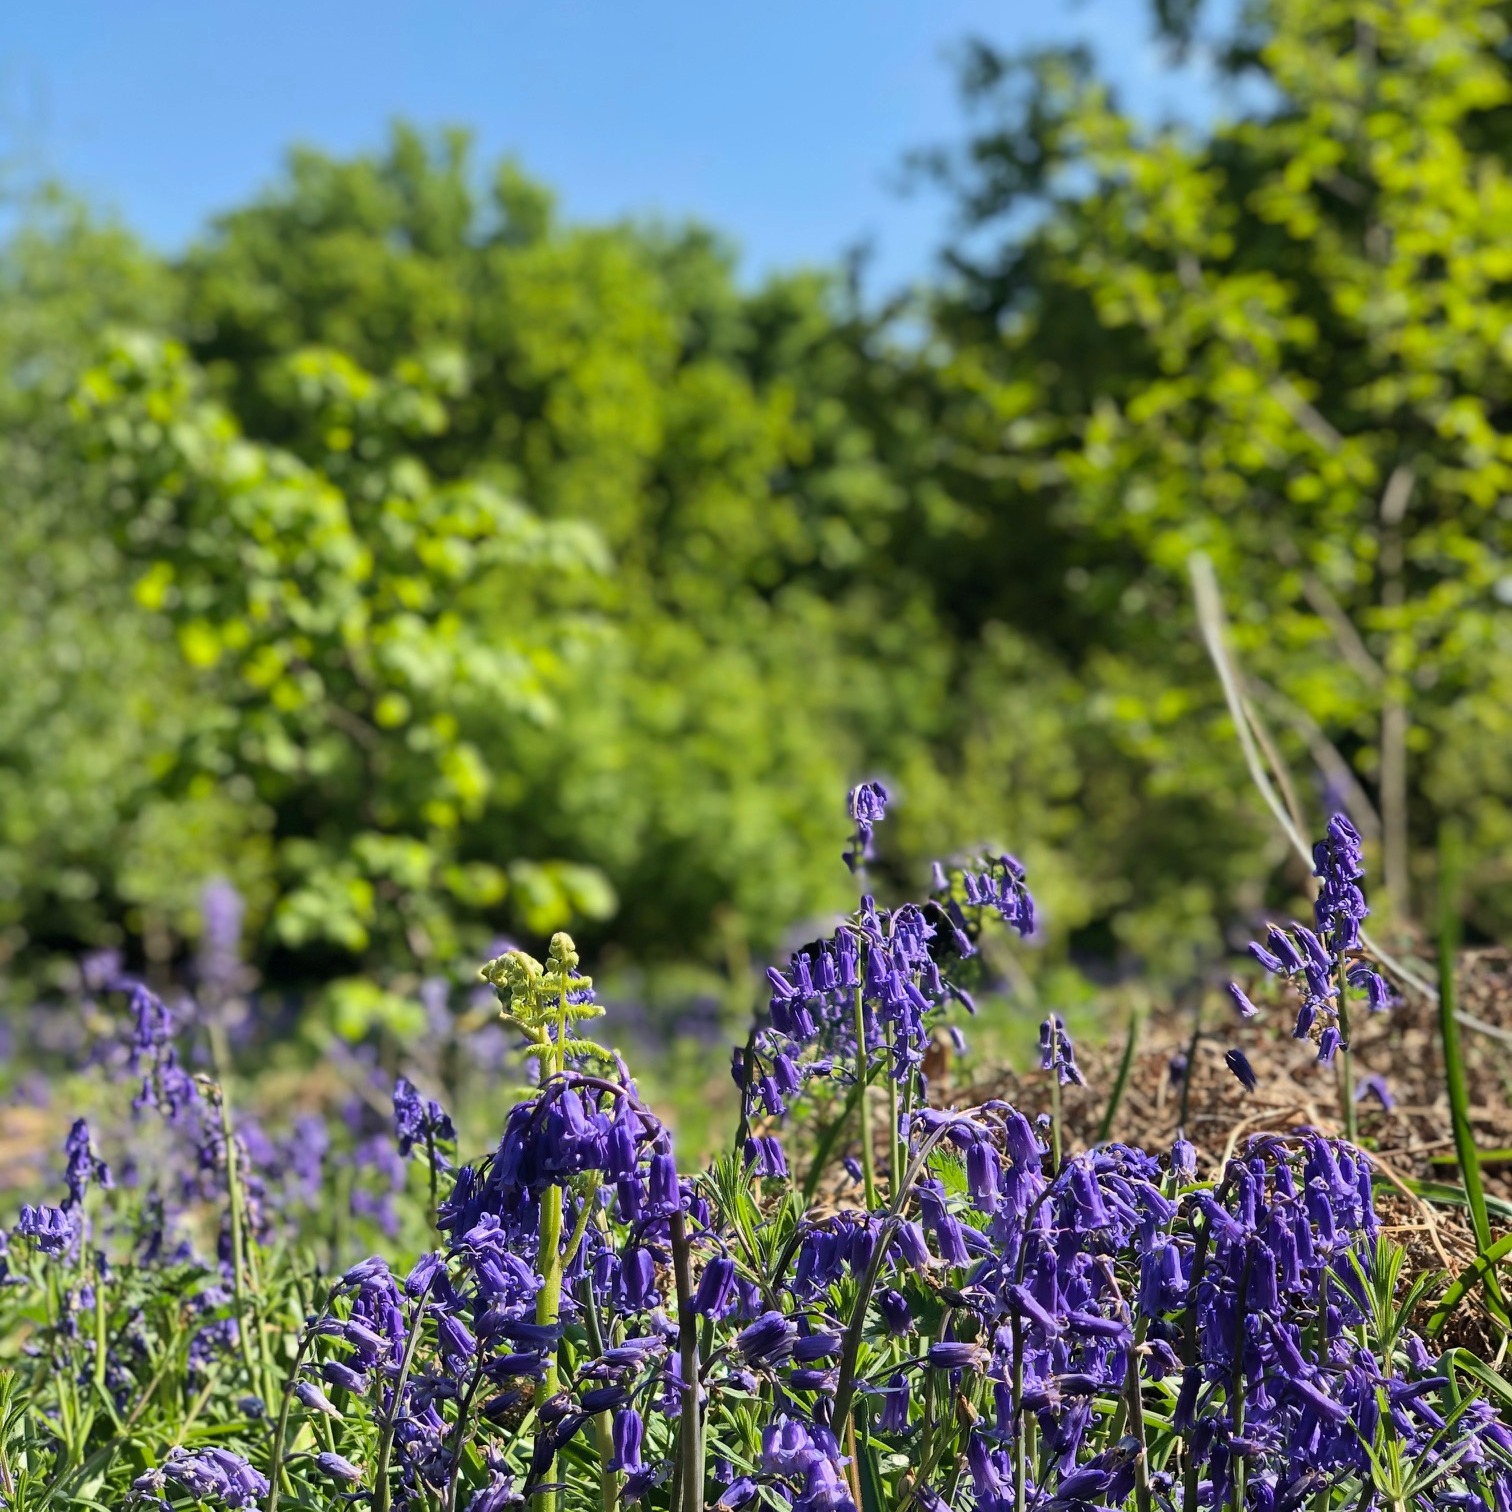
[{"x1": 5, "y1": 0, "x2": 1512, "y2": 1010}]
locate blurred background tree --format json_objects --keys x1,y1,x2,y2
[{"x1": 4, "y1": 0, "x2": 1512, "y2": 1012}]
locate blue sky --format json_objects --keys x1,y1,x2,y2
[{"x1": 0, "y1": 2, "x2": 1224, "y2": 293}]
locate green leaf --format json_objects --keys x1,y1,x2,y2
[
  {"x1": 1427, "y1": 1232, "x2": 1512, "y2": 1337},
  {"x1": 857, "y1": 1419, "x2": 890, "y2": 1512},
  {"x1": 1446, "y1": 1349, "x2": 1512, "y2": 1416},
  {"x1": 1436, "y1": 822, "x2": 1511, "y2": 1323},
  {"x1": 802, "y1": 1077, "x2": 865, "y2": 1210},
  {"x1": 1097, "y1": 1006, "x2": 1141, "y2": 1143},
  {"x1": 1399, "y1": 1177, "x2": 1512, "y2": 1223}
]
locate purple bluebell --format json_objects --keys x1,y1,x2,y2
[
  {"x1": 16, "y1": 1203, "x2": 79, "y2": 1256},
  {"x1": 393, "y1": 1075, "x2": 456, "y2": 1159},
  {"x1": 1225, "y1": 1048, "x2": 1259, "y2": 1093},
  {"x1": 610, "y1": 1407, "x2": 645, "y2": 1472},
  {"x1": 844, "y1": 780, "x2": 890, "y2": 872},
  {"x1": 314, "y1": 1451, "x2": 364, "y2": 1483},
  {"x1": 294, "y1": 1379, "x2": 342, "y2": 1418},
  {"x1": 1039, "y1": 1016, "x2": 1086, "y2": 1086},
  {"x1": 877, "y1": 1288, "x2": 913, "y2": 1334},
  {"x1": 694, "y1": 1254, "x2": 737, "y2": 1317},
  {"x1": 738, "y1": 1311, "x2": 797, "y2": 1366},
  {"x1": 1226, "y1": 983, "x2": 1259, "y2": 1020},
  {"x1": 927, "y1": 1340, "x2": 983, "y2": 1370},
  {"x1": 143, "y1": 1446, "x2": 269, "y2": 1508}
]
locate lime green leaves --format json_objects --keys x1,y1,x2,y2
[{"x1": 481, "y1": 932, "x2": 608, "y2": 1062}]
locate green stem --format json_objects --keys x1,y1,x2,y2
[
  {"x1": 1335, "y1": 948, "x2": 1358, "y2": 1144},
  {"x1": 886, "y1": 1013, "x2": 908, "y2": 1202},
  {"x1": 1012, "y1": 1308, "x2": 1026, "y2": 1512},
  {"x1": 1048, "y1": 1020, "x2": 1064, "y2": 1173},
  {"x1": 531, "y1": 977, "x2": 572, "y2": 1512},
  {"x1": 373, "y1": 1282, "x2": 433, "y2": 1512},
  {"x1": 1126, "y1": 1322, "x2": 1152, "y2": 1512},
  {"x1": 1437, "y1": 823, "x2": 1511, "y2": 1322},
  {"x1": 91, "y1": 1250, "x2": 107, "y2": 1395},
  {"x1": 1181, "y1": 1208, "x2": 1217, "y2": 1512},
  {"x1": 1097, "y1": 1009, "x2": 1141, "y2": 1145},
  {"x1": 1228, "y1": 1252, "x2": 1253, "y2": 1512},
  {"x1": 530, "y1": 1174, "x2": 565, "y2": 1512},
  {"x1": 831, "y1": 1121, "x2": 960, "y2": 1431},
  {"x1": 212, "y1": 1072, "x2": 259, "y2": 1389},
  {"x1": 888, "y1": 1065, "x2": 902, "y2": 1205},
  {"x1": 426, "y1": 1129, "x2": 439, "y2": 1232},
  {"x1": 669, "y1": 1208, "x2": 703, "y2": 1512},
  {"x1": 265, "y1": 1283, "x2": 341, "y2": 1512},
  {"x1": 580, "y1": 1276, "x2": 620, "y2": 1512},
  {"x1": 442, "y1": 1365, "x2": 488, "y2": 1512},
  {"x1": 853, "y1": 976, "x2": 877, "y2": 1210}
]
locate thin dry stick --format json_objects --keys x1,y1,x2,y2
[
  {"x1": 1190, "y1": 553, "x2": 1505, "y2": 1040},
  {"x1": 1378, "y1": 464, "x2": 1417, "y2": 916},
  {"x1": 1360, "y1": 1148, "x2": 1457, "y2": 1276},
  {"x1": 1248, "y1": 679, "x2": 1382, "y2": 840},
  {"x1": 1219, "y1": 1106, "x2": 1308, "y2": 1170},
  {"x1": 1244, "y1": 699, "x2": 1309, "y2": 847}
]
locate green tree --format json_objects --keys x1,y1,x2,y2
[{"x1": 918, "y1": 0, "x2": 1512, "y2": 948}]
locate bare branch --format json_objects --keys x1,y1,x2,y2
[
  {"x1": 1247, "y1": 678, "x2": 1383, "y2": 842},
  {"x1": 1298, "y1": 573, "x2": 1384, "y2": 688}
]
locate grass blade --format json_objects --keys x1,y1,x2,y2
[
  {"x1": 1435, "y1": 822, "x2": 1509, "y2": 1323},
  {"x1": 1431, "y1": 1149, "x2": 1512, "y2": 1168},
  {"x1": 802, "y1": 1078, "x2": 866, "y2": 1209},
  {"x1": 1446, "y1": 1348, "x2": 1512, "y2": 1415},
  {"x1": 1097, "y1": 1008, "x2": 1141, "y2": 1144},
  {"x1": 856, "y1": 1418, "x2": 889, "y2": 1512},
  {"x1": 1400, "y1": 1177, "x2": 1512, "y2": 1223},
  {"x1": 1427, "y1": 1232, "x2": 1512, "y2": 1337}
]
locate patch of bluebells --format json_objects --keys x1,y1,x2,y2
[
  {"x1": 747, "y1": 789, "x2": 1037, "y2": 1175},
  {"x1": 1231, "y1": 815, "x2": 1393, "y2": 1071},
  {"x1": 0, "y1": 789, "x2": 1507, "y2": 1512}
]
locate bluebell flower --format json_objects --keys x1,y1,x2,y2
[
  {"x1": 876, "y1": 1288, "x2": 913, "y2": 1335},
  {"x1": 844, "y1": 780, "x2": 890, "y2": 873},
  {"x1": 63, "y1": 1118, "x2": 112, "y2": 1207},
  {"x1": 16, "y1": 1203, "x2": 79, "y2": 1256},
  {"x1": 1225, "y1": 1049, "x2": 1259, "y2": 1093},
  {"x1": 1226, "y1": 983, "x2": 1260, "y2": 1020},
  {"x1": 694, "y1": 1254, "x2": 737, "y2": 1317},
  {"x1": 393, "y1": 1075, "x2": 456, "y2": 1159},
  {"x1": 139, "y1": 1446, "x2": 269, "y2": 1509},
  {"x1": 314, "y1": 1451, "x2": 364, "y2": 1483},
  {"x1": 927, "y1": 1340, "x2": 983, "y2": 1370},
  {"x1": 1039, "y1": 1016, "x2": 1086, "y2": 1086},
  {"x1": 294, "y1": 1379, "x2": 342, "y2": 1418},
  {"x1": 743, "y1": 1135, "x2": 788, "y2": 1178},
  {"x1": 322, "y1": 1360, "x2": 368, "y2": 1394},
  {"x1": 876, "y1": 1372, "x2": 911, "y2": 1432},
  {"x1": 738, "y1": 1311, "x2": 797, "y2": 1367},
  {"x1": 610, "y1": 1407, "x2": 644, "y2": 1472}
]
